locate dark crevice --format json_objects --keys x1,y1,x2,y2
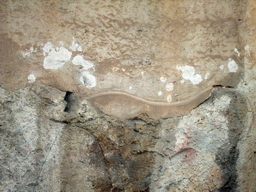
[
  {"x1": 133, "y1": 129, "x2": 139, "y2": 133},
  {"x1": 213, "y1": 85, "x2": 223, "y2": 88},
  {"x1": 216, "y1": 90, "x2": 246, "y2": 192},
  {"x1": 49, "y1": 118, "x2": 69, "y2": 124},
  {"x1": 217, "y1": 146, "x2": 239, "y2": 192},
  {"x1": 135, "y1": 150, "x2": 165, "y2": 158},
  {"x1": 132, "y1": 128, "x2": 160, "y2": 140},
  {"x1": 131, "y1": 113, "x2": 160, "y2": 126},
  {"x1": 213, "y1": 84, "x2": 234, "y2": 89},
  {"x1": 64, "y1": 91, "x2": 73, "y2": 112}
]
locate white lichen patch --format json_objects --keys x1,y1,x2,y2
[
  {"x1": 129, "y1": 86, "x2": 132, "y2": 90},
  {"x1": 43, "y1": 42, "x2": 72, "y2": 69},
  {"x1": 80, "y1": 71, "x2": 97, "y2": 88},
  {"x1": 228, "y1": 59, "x2": 238, "y2": 73},
  {"x1": 166, "y1": 83, "x2": 174, "y2": 91},
  {"x1": 59, "y1": 41, "x2": 64, "y2": 46},
  {"x1": 160, "y1": 75, "x2": 167, "y2": 83},
  {"x1": 43, "y1": 42, "x2": 54, "y2": 56},
  {"x1": 22, "y1": 51, "x2": 31, "y2": 58},
  {"x1": 158, "y1": 91, "x2": 163, "y2": 96},
  {"x1": 21, "y1": 47, "x2": 37, "y2": 58},
  {"x1": 27, "y1": 74, "x2": 36, "y2": 83},
  {"x1": 72, "y1": 55, "x2": 94, "y2": 71},
  {"x1": 204, "y1": 72, "x2": 209, "y2": 80},
  {"x1": 70, "y1": 40, "x2": 82, "y2": 51},
  {"x1": 220, "y1": 65, "x2": 224, "y2": 70},
  {"x1": 176, "y1": 65, "x2": 203, "y2": 85},
  {"x1": 234, "y1": 48, "x2": 240, "y2": 57},
  {"x1": 167, "y1": 94, "x2": 172, "y2": 103}
]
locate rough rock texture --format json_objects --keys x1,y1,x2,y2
[
  {"x1": 0, "y1": 84, "x2": 254, "y2": 191},
  {"x1": 1, "y1": 0, "x2": 256, "y2": 192},
  {"x1": 0, "y1": 0, "x2": 244, "y2": 102}
]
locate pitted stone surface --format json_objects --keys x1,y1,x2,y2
[
  {"x1": 0, "y1": 84, "x2": 253, "y2": 191},
  {"x1": 1, "y1": 0, "x2": 256, "y2": 191},
  {"x1": 0, "y1": 0, "x2": 244, "y2": 102}
]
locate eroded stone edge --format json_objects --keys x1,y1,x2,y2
[{"x1": 87, "y1": 86, "x2": 213, "y2": 119}]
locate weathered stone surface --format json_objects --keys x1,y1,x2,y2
[
  {"x1": 0, "y1": 0, "x2": 244, "y2": 102},
  {"x1": 0, "y1": 85, "x2": 65, "y2": 191},
  {"x1": 1, "y1": 0, "x2": 256, "y2": 191},
  {"x1": 0, "y1": 84, "x2": 255, "y2": 191},
  {"x1": 151, "y1": 89, "x2": 250, "y2": 191}
]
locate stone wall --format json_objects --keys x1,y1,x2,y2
[{"x1": 1, "y1": 0, "x2": 256, "y2": 191}]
